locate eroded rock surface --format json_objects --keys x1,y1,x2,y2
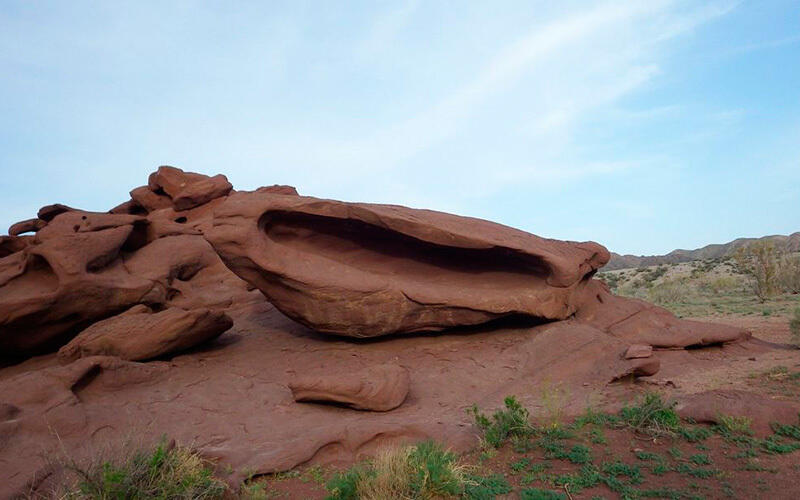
[
  {"x1": 0, "y1": 167, "x2": 256, "y2": 358},
  {"x1": 289, "y1": 363, "x2": 410, "y2": 411},
  {"x1": 0, "y1": 164, "x2": 772, "y2": 498},
  {"x1": 58, "y1": 305, "x2": 233, "y2": 362},
  {"x1": 207, "y1": 191, "x2": 609, "y2": 337}
]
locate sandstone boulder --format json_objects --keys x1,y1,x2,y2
[
  {"x1": 624, "y1": 344, "x2": 653, "y2": 359},
  {"x1": 289, "y1": 364, "x2": 410, "y2": 411},
  {"x1": 58, "y1": 305, "x2": 233, "y2": 362},
  {"x1": 149, "y1": 165, "x2": 233, "y2": 210},
  {"x1": 207, "y1": 191, "x2": 609, "y2": 337}
]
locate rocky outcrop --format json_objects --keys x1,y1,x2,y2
[
  {"x1": 206, "y1": 191, "x2": 609, "y2": 337},
  {"x1": 574, "y1": 281, "x2": 749, "y2": 348},
  {"x1": 0, "y1": 167, "x2": 255, "y2": 358},
  {"x1": 0, "y1": 164, "x2": 779, "y2": 499},
  {"x1": 289, "y1": 364, "x2": 410, "y2": 411},
  {"x1": 58, "y1": 305, "x2": 233, "y2": 362}
]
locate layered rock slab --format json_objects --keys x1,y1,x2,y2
[
  {"x1": 207, "y1": 191, "x2": 609, "y2": 337},
  {"x1": 289, "y1": 363, "x2": 410, "y2": 411},
  {"x1": 57, "y1": 305, "x2": 233, "y2": 362}
]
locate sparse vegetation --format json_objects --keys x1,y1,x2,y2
[
  {"x1": 618, "y1": 392, "x2": 681, "y2": 437},
  {"x1": 325, "y1": 441, "x2": 509, "y2": 500},
  {"x1": 716, "y1": 415, "x2": 753, "y2": 436},
  {"x1": 469, "y1": 396, "x2": 535, "y2": 448},
  {"x1": 606, "y1": 253, "x2": 800, "y2": 318},
  {"x1": 733, "y1": 241, "x2": 782, "y2": 302},
  {"x1": 779, "y1": 253, "x2": 800, "y2": 294},
  {"x1": 60, "y1": 438, "x2": 228, "y2": 499},
  {"x1": 259, "y1": 392, "x2": 800, "y2": 498},
  {"x1": 790, "y1": 307, "x2": 800, "y2": 345}
]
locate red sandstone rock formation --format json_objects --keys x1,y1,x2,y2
[
  {"x1": 0, "y1": 167, "x2": 254, "y2": 358},
  {"x1": 0, "y1": 165, "x2": 765, "y2": 498},
  {"x1": 206, "y1": 190, "x2": 609, "y2": 337},
  {"x1": 289, "y1": 363, "x2": 410, "y2": 411}
]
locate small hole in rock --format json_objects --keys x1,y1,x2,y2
[{"x1": 174, "y1": 217, "x2": 188, "y2": 224}]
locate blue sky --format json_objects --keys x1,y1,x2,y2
[{"x1": 1, "y1": 1, "x2": 798, "y2": 255}]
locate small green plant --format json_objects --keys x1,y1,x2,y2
[
  {"x1": 688, "y1": 453, "x2": 712, "y2": 465},
  {"x1": 674, "y1": 463, "x2": 719, "y2": 479},
  {"x1": 759, "y1": 435, "x2": 800, "y2": 455},
  {"x1": 463, "y1": 473, "x2": 512, "y2": 499},
  {"x1": 716, "y1": 415, "x2": 753, "y2": 437},
  {"x1": 619, "y1": 393, "x2": 681, "y2": 437},
  {"x1": 771, "y1": 420, "x2": 800, "y2": 440},
  {"x1": 510, "y1": 457, "x2": 532, "y2": 473},
  {"x1": 634, "y1": 450, "x2": 661, "y2": 461},
  {"x1": 566, "y1": 444, "x2": 592, "y2": 464},
  {"x1": 62, "y1": 438, "x2": 228, "y2": 499},
  {"x1": 469, "y1": 396, "x2": 535, "y2": 448},
  {"x1": 601, "y1": 461, "x2": 643, "y2": 484},
  {"x1": 520, "y1": 488, "x2": 567, "y2": 500},
  {"x1": 678, "y1": 425, "x2": 712, "y2": 443},
  {"x1": 589, "y1": 428, "x2": 607, "y2": 444}
]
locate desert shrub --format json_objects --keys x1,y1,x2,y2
[
  {"x1": 647, "y1": 279, "x2": 686, "y2": 305},
  {"x1": 469, "y1": 396, "x2": 535, "y2": 448},
  {"x1": 779, "y1": 253, "x2": 800, "y2": 293},
  {"x1": 733, "y1": 241, "x2": 781, "y2": 302},
  {"x1": 642, "y1": 266, "x2": 668, "y2": 283},
  {"x1": 618, "y1": 393, "x2": 681, "y2": 437},
  {"x1": 597, "y1": 272, "x2": 620, "y2": 290},
  {"x1": 62, "y1": 438, "x2": 227, "y2": 499},
  {"x1": 699, "y1": 275, "x2": 740, "y2": 295},
  {"x1": 790, "y1": 307, "x2": 800, "y2": 345},
  {"x1": 326, "y1": 441, "x2": 494, "y2": 500}
]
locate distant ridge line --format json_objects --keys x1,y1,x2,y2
[{"x1": 604, "y1": 232, "x2": 800, "y2": 271}]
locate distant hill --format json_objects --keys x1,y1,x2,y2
[{"x1": 605, "y1": 232, "x2": 800, "y2": 271}]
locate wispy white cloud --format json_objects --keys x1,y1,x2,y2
[{"x1": 255, "y1": 0, "x2": 738, "y2": 201}]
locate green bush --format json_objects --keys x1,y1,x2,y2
[
  {"x1": 469, "y1": 396, "x2": 535, "y2": 448},
  {"x1": 618, "y1": 393, "x2": 681, "y2": 437}
]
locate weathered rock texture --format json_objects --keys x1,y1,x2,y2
[
  {"x1": 206, "y1": 191, "x2": 609, "y2": 337},
  {"x1": 0, "y1": 167, "x2": 255, "y2": 358},
  {"x1": 289, "y1": 363, "x2": 410, "y2": 411},
  {"x1": 0, "y1": 165, "x2": 771, "y2": 498},
  {"x1": 58, "y1": 305, "x2": 233, "y2": 362}
]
